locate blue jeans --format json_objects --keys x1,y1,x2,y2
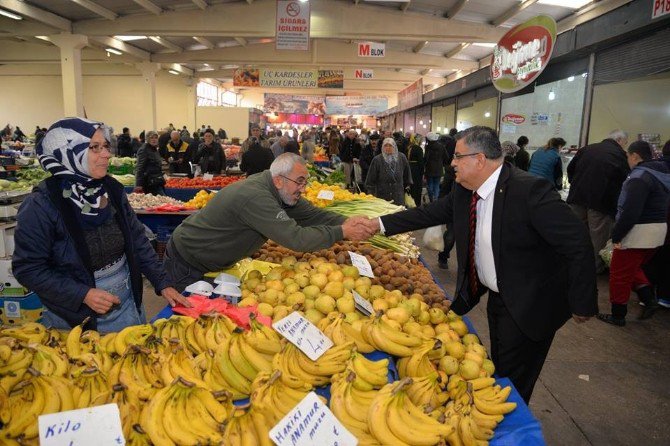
[
  {"x1": 41, "y1": 256, "x2": 146, "y2": 333},
  {"x1": 426, "y1": 176, "x2": 441, "y2": 201}
]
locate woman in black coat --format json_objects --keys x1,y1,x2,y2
[
  {"x1": 135, "y1": 130, "x2": 166, "y2": 195},
  {"x1": 407, "y1": 134, "x2": 425, "y2": 207},
  {"x1": 193, "y1": 129, "x2": 226, "y2": 174}
]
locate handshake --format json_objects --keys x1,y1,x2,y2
[{"x1": 342, "y1": 216, "x2": 381, "y2": 241}]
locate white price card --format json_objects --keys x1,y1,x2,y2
[
  {"x1": 270, "y1": 392, "x2": 358, "y2": 446},
  {"x1": 273, "y1": 311, "x2": 333, "y2": 361},
  {"x1": 352, "y1": 290, "x2": 374, "y2": 316},
  {"x1": 317, "y1": 189, "x2": 335, "y2": 200},
  {"x1": 39, "y1": 404, "x2": 125, "y2": 446},
  {"x1": 348, "y1": 251, "x2": 374, "y2": 278},
  {"x1": 203, "y1": 173, "x2": 214, "y2": 181}
]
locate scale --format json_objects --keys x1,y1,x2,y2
[{"x1": 0, "y1": 190, "x2": 30, "y2": 220}]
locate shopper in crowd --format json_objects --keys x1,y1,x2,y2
[
  {"x1": 528, "y1": 137, "x2": 566, "y2": 190},
  {"x1": 358, "y1": 133, "x2": 376, "y2": 187},
  {"x1": 34, "y1": 127, "x2": 47, "y2": 147},
  {"x1": 12, "y1": 117, "x2": 189, "y2": 332},
  {"x1": 240, "y1": 141, "x2": 274, "y2": 177},
  {"x1": 135, "y1": 131, "x2": 166, "y2": 195},
  {"x1": 328, "y1": 130, "x2": 341, "y2": 157},
  {"x1": 180, "y1": 126, "x2": 190, "y2": 140},
  {"x1": 284, "y1": 139, "x2": 300, "y2": 155},
  {"x1": 271, "y1": 135, "x2": 289, "y2": 159},
  {"x1": 567, "y1": 129, "x2": 630, "y2": 274},
  {"x1": 362, "y1": 126, "x2": 597, "y2": 403},
  {"x1": 164, "y1": 153, "x2": 374, "y2": 291},
  {"x1": 117, "y1": 127, "x2": 133, "y2": 158},
  {"x1": 217, "y1": 128, "x2": 227, "y2": 141},
  {"x1": 424, "y1": 132, "x2": 450, "y2": 202},
  {"x1": 515, "y1": 136, "x2": 530, "y2": 171},
  {"x1": 301, "y1": 129, "x2": 316, "y2": 163},
  {"x1": 193, "y1": 128, "x2": 225, "y2": 175},
  {"x1": 157, "y1": 128, "x2": 170, "y2": 158},
  {"x1": 598, "y1": 141, "x2": 670, "y2": 326},
  {"x1": 365, "y1": 138, "x2": 412, "y2": 206},
  {"x1": 501, "y1": 140, "x2": 519, "y2": 165},
  {"x1": 407, "y1": 134, "x2": 425, "y2": 207},
  {"x1": 241, "y1": 124, "x2": 265, "y2": 152},
  {"x1": 393, "y1": 131, "x2": 409, "y2": 157},
  {"x1": 438, "y1": 131, "x2": 457, "y2": 270},
  {"x1": 12, "y1": 126, "x2": 26, "y2": 142},
  {"x1": 166, "y1": 130, "x2": 192, "y2": 174},
  {"x1": 370, "y1": 133, "x2": 381, "y2": 158},
  {"x1": 139, "y1": 130, "x2": 145, "y2": 144},
  {"x1": 340, "y1": 130, "x2": 361, "y2": 188}
]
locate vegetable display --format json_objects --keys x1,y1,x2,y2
[
  {"x1": 184, "y1": 190, "x2": 217, "y2": 209},
  {"x1": 127, "y1": 193, "x2": 188, "y2": 210},
  {"x1": 165, "y1": 176, "x2": 244, "y2": 189}
]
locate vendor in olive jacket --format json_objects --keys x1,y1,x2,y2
[{"x1": 164, "y1": 153, "x2": 374, "y2": 291}]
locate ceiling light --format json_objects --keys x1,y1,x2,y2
[
  {"x1": 35, "y1": 36, "x2": 50, "y2": 41},
  {"x1": 484, "y1": 112, "x2": 491, "y2": 118},
  {"x1": 471, "y1": 43, "x2": 497, "y2": 48},
  {"x1": 168, "y1": 69, "x2": 180, "y2": 75},
  {"x1": 568, "y1": 75, "x2": 575, "y2": 81},
  {"x1": 537, "y1": 0, "x2": 593, "y2": 9},
  {"x1": 105, "y1": 48, "x2": 122, "y2": 55},
  {"x1": 548, "y1": 89, "x2": 556, "y2": 100},
  {"x1": 0, "y1": 9, "x2": 22, "y2": 20},
  {"x1": 114, "y1": 35, "x2": 146, "y2": 41}
]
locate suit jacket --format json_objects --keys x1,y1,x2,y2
[{"x1": 381, "y1": 163, "x2": 598, "y2": 341}]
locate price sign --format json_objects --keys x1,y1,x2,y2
[
  {"x1": 348, "y1": 251, "x2": 374, "y2": 278},
  {"x1": 203, "y1": 173, "x2": 214, "y2": 181},
  {"x1": 316, "y1": 189, "x2": 335, "y2": 200},
  {"x1": 270, "y1": 392, "x2": 358, "y2": 446},
  {"x1": 352, "y1": 290, "x2": 374, "y2": 316},
  {"x1": 273, "y1": 312, "x2": 333, "y2": 360},
  {"x1": 39, "y1": 404, "x2": 124, "y2": 446}
]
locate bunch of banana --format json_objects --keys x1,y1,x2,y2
[
  {"x1": 272, "y1": 341, "x2": 353, "y2": 387},
  {"x1": 249, "y1": 370, "x2": 312, "y2": 424},
  {"x1": 140, "y1": 377, "x2": 233, "y2": 446},
  {"x1": 64, "y1": 318, "x2": 92, "y2": 360},
  {"x1": 158, "y1": 343, "x2": 207, "y2": 388},
  {"x1": 0, "y1": 347, "x2": 32, "y2": 393},
  {"x1": 203, "y1": 334, "x2": 253, "y2": 399},
  {"x1": 346, "y1": 351, "x2": 389, "y2": 391},
  {"x1": 153, "y1": 316, "x2": 193, "y2": 347},
  {"x1": 107, "y1": 345, "x2": 163, "y2": 401},
  {"x1": 183, "y1": 317, "x2": 210, "y2": 355},
  {"x1": 0, "y1": 369, "x2": 75, "y2": 442},
  {"x1": 244, "y1": 312, "x2": 282, "y2": 358},
  {"x1": 202, "y1": 314, "x2": 237, "y2": 352},
  {"x1": 221, "y1": 408, "x2": 273, "y2": 446},
  {"x1": 321, "y1": 314, "x2": 375, "y2": 353},
  {"x1": 0, "y1": 323, "x2": 48, "y2": 345},
  {"x1": 71, "y1": 366, "x2": 111, "y2": 408},
  {"x1": 329, "y1": 371, "x2": 380, "y2": 444},
  {"x1": 397, "y1": 339, "x2": 440, "y2": 378},
  {"x1": 110, "y1": 384, "x2": 143, "y2": 439},
  {"x1": 367, "y1": 378, "x2": 454, "y2": 446},
  {"x1": 405, "y1": 371, "x2": 448, "y2": 407},
  {"x1": 112, "y1": 324, "x2": 154, "y2": 356},
  {"x1": 99, "y1": 331, "x2": 119, "y2": 355},
  {"x1": 361, "y1": 316, "x2": 423, "y2": 357},
  {"x1": 125, "y1": 424, "x2": 152, "y2": 446}
]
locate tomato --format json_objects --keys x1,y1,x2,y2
[{"x1": 165, "y1": 176, "x2": 245, "y2": 189}]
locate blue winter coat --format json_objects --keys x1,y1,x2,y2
[
  {"x1": 12, "y1": 176, "x2": 172, "y2": 330},
  {"x1": 529, "y1": 148, "x2": 562, "y2": 189}
]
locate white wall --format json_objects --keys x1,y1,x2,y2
[{"x1": 196, "y1": 107, "x2": 250, "y2": 141}]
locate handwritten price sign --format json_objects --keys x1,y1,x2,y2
[
  {"x1": 273, "y1": 312, "x2": 333, "y2": 360},
  {"x1": 652, "y1": 0, "x2": 670, "y2": 18}
]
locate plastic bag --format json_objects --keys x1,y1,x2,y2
[
  {"x1": 599, "y1": 239, "x2": 613, "y2": 267},
  {"x1": 423, "y1": 225, "x2": 446, "y2": 251},
  {"x1": 405, "y1": 193, "x2": 416, "y2": 208},
  {"x1": 353, "y1": 162, "x2": 363, "y2": 183}
]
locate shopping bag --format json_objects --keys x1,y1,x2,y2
[
  {"x1": 599, "y1": 239, "x2": 613, "y2": 267},
  {"x1": 423, "y1": 225, "x2": 445, "y2": 251},
  {"x1": 405, "y1": 193, "x2": 416, "y2": 208},
  {"x1": 353, "y1": 162, "x2": 363, "y2": 183}
]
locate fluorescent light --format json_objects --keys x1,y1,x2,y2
[
  {"x1": 568, "y1": 76, "x2": 575, "y2": 82},
  {"x1": 105, "y1": 48, "x2": 122, "y2": 55},
  {"x1": 538, "y1": 0, "x2": 593, "y2": 9},
  {"x1": 35, "y1": 36, "x2": 50, "y2": 41},
  {"x1": 548, "y1": 90, "x2": 556, "y2": 100},
  {"x1": 0, "y1": 9, "x2": 22, "y2": 20},
  {"x1": 168, "y1": 69, "x2": 180, "y2": 75},
  {"x1": 114, "y1": 35, "x2": 146, "y2": 41},
  {"x1": 484, "y1": 112, "x2": 491, "y2": 118},
  {"x1": 472, "y1": 42, "x2": 497, "y2": 48}
]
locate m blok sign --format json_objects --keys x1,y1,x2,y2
[{"x1": 358, "y1": 42, "x2": 385, "y2": 57}]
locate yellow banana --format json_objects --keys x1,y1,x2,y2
[
  {"x1": 351, "y1": 353, "x2": 388, "y2": 388},
  {"x1": 387, "y1": 395, "x2": 448, "y2": 445},
  {"x1": 139, "y1": 384, "x2": 176, "y2": 446},
  {"x1": 215, "y1": 338, "x2": 252, "y2": 395},
  {"x1": 249, "y1": 408, "x2": 273, "y2": 446},
  {"x1": 342, "y1": 321, "x2": 375, "y2": 353},
  {"x1": 368, "y1": 323, "x2": 414, "y2": 357},
  {"x1": 474, "y1": 394, "x2": 517, "y2": 415},
  {"x1": 366, "y1": 386, "x2": 410, "y2": 446}
]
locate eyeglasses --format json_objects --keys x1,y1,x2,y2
[
  {"x1": 280, "y1": 175, "x2": 308, "y2": 188},
  {"x1": 453, "y1": 152, "x2": 482, "y2": 160},
  {"x1": 88, "y1": 143, "x2": 112, "y2": 154}
]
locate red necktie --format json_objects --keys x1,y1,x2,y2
[{"x1": 469, "y1": 192, "x2": 481, "y2": 297}]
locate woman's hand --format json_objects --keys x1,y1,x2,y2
[
  {"x1": 161, "y1": 287, "x2": 193, "y2": 307},
  {"x1": 83, "y1": 288, "x2": 121, "y2": 314}
]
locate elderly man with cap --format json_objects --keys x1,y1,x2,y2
[
  {"x1": 365, "y1": 138, "x2": 412, "y2": 206},
  {"x1": 424, "y1": 132, "x2": 450, "y2": 202}
]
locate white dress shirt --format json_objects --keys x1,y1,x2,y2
[{"x1": 475, "y1": 164, "x2": 502, "y2": 293}]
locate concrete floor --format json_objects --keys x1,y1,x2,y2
[{"x1": 141, "y1": 229, "x2": 670, "y2": 446}]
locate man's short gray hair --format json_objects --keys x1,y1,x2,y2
[
  {"x1": 270, "y1": 153, "x2": 306, "y2": 177},
  {"x1": 170, "y1": 130, "x2": 180, "y2": 138},
  {"x1": 456, "y1": 126, "x2": 502, "y2": 160},
  {"x1": 608, "y1": 129, "x2": 628, "y2": 142},
  {"x1": 501, "y1": 140, "x2": 519, "y2": 157}
]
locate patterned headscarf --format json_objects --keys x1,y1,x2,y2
[
  {"x1": 37, "y1": 117, "x2": 110, "y2": 216},
  {"x1": 381, "y1": 137, "x2": 398, "y2": 165}
]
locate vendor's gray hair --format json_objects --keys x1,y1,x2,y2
[
  {"x1": 608, "y1": 129, "x2": 628, "y2": 142},
  {"x1": 270, "y1": 153, "x2": 306, "y2": 177},
  {"x1": 456, "y1": 126, "x2": 502, "y2": 160},
  {"x1": 501, "y1": 140, "x2": 519, "y2": 157}
]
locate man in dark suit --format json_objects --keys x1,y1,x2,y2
[{"x1": 364, "y1": 126, "x2": 598, "y2": 402}]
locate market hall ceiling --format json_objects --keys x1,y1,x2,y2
[{"x1": 0, "y1": 0, "x2": 633, "y2": 94}]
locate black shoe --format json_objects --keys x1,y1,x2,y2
[
  {"x1": 597, "y1": 313, "x2": 626, "y2": 326},
  {"x1": 437, "y1": 257, "x2": 448, "y2": 269},
  {"x1": 636, "y1": 286, "x2": 658, "y2": 320}
]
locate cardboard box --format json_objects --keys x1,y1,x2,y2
[
  {"x1": 0, "y1": 291, "x2": 43, "y2": 325},
  {"x1": 0, "y1": 258, "x2": 27, "y2": 297}
]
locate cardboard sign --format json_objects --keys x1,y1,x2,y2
[
  {"x1": 273, "y1": 312, "x2": 333, "y2": 361},
  {"x1": 270, "y1": 392, "x2": 358, "y2": 446},
  {"x1": 352, "y1": 290, "x2": 373, "y2": 316},
  {"x1": 39, "y1": 404, "x2": 124, "y2": 446},
  {"x1": 348, "y1": 251, "x2": 374, "y2": 278},
  {"x1": 316, "y1": 190, "x2": 335, "y2": 200}
]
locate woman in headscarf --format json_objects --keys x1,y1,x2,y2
[
  {"x1": 365, "y1": 137, "x2": 412, "y2": 205},
  {"x1": 12, "y1": 117, "x2": 190, "y2": 332},
  {"x1": 135, "y1": 130, "x2": 166, "y2": 195},
  {"x1": 407, "y1": 134, "x2": 425, "y2": 206}
]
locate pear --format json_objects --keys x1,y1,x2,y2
[
  {"x1": 429, "y1": 308, "x2": 447, "y2": 325},
  {"x1": 257, "y1": 303, "x2": 274, "y2": 317},
  {"x1": 369, "y1": 285, "x2": 385, "y2": 300},
  {"x1": 449, "y1": 319, "x2": 469, "y2": 337},
  {"x1": 444, "y1": 341, "x2": 466, "y2": 360},
  {"x1": 336, "y1": 295, "x2": 355, "y2": 314},
  {"x1": 315, "y1": 294, "x2": 336, "y2": 315},
  {"x1": 302, "y1": 285, "x2": 320, "y2": 299},
  {"x1": 286, "y1": 292, "x2": 306, "y2": 307},
  {"x1": 309, "y1": 273, "x2": 328, "y2": 290},
  {"x1": 323, "y1": 281, "x2": 345, "y2": 299},
  {"x1": 438, "y1": 356, "x2": 459, "y2": 375},
  {"x1": 305, "y1": 308, "x2": 325, "y2": 325},
  {"x1": 459, "y1": 359, "x2": 481, "y2": 380}
]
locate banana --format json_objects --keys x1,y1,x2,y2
[
  {"x1": 387, "y1": 395, "x2": 449, "y2": 446},
  {"x1": 342, "y1": 320, "x2": 375, "y2": 353},
  {"x1": 238, "y1": 334, "x2": 273, "y2": 374},
  {"x1": 113, "y1": 324, "x2": 153, "y2": 356},
  {"x1": 473, "y1": 394, "x2": 517, "y2": 415},
  {"x1": 368, "y1": 322, "x2": 414, "y2": 357},
  {"x1": 192, "y1": 386, "x2": 233, "y2": 423},
  {"x1": 214, "y1": 338, "x2": 252, "y2": 396},
  {"x1": 249, "y1": 408, "x2": 273, "y2": 446},
  {"x1": 469, "y1": 377, "x2": 496, "y2": 391},
  {"x1": 139, "y1": 385, "x2": 176, "y2": 446},
  {"x1": 5, "y1": 376, "x2": 45, "y2": 439},
  {"x1": 183, "y1": 320, "x2": 203, "y2": 355},
  {"x1": 1, "y1": 323, "x2": 48, "y2": 344},
  {"x1": 182, "y1": 389, "x2": 225, "y2": 444},
  {"x1": 0, "y1": 349, "x2": 33, "y2": 375},
  {"x1": 459, "y1": 413, "x2": 479, "y2": 446},
  {"x1": 350, "y1": 352, "x2": 388, "y2": 388},
  {"x1": 161, "y1": 385, "x2": 201, "y2": 445},
  {"x1": 366, "y1": 385, "x2": 410, "y2": 446},
  {"x1": 29, "y1": 344, "x2": 68, "y2": 377},
  {"x1": 222, "y1": 413, "x2": 244, "y2": 446},
  {"x1": 65, "y1": 318, "x2": 88, "y2": 359}
]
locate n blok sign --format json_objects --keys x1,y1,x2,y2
[{"x1": 491, "y1": 15, "x2": 557, "y2": 93}]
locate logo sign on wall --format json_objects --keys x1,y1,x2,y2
[
  {"x1": 358, "y1": 42, "x2": 385, "y2": 57},
  {"x1": 490, "y1": 15, "x2": 557, "y2": 93},
  {"x1": 501, "y1": 113, "x2": 526, "y2": 125},
  {"x1": 276, "y1": 0, "x2": 310, "y2": 51},
  {"x1": 233, "y1": 68, "x2": 343, "y2": 89},
  {"x1": 652, "y1": 0, "x2": 670, "y2": 19},
  {"x1": 397, "y1": 78, "x2": 423, "y2": 111},
  {"x1": 354, "y1": 69, "x2": 374, "y2": 79}
]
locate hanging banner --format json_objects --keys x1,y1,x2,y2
[
  {"x1": 324, "y1": 96, "x2": 388, "y2": 115},
  {"x1": 397, "y1": 78, "x2": 423, "y2": 111},
  {"x1": 354, "y1": 69, "x2": 374, "y2": 79},
  {"x1": 234, "y1": 68, "x2": 343, "y2": 89},
  {"x1": 491, "y1": 15, "x2": 557, "y2": 93},
  {"x1": 358, "y1": 42, "x2": 385, "y2": 57},
  {"x1": 264, "y1": 93, "x2": 326, "y2": 114},
  {"x1": 276, "y1": 0, "x2": 310, "y2": 51}
]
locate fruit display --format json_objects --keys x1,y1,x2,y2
[
  {"x1": 184, "y1": 189, "x2": 217, "y2": 209},
  {"x1": 127, "y1": 193, "x2": 187, "y2": 210},
  {"x1": 112, "y1": 173, "x2": 136, "y2": 186},
  {"x1": 304, "y1": 181, "x2": 375, "y2": 208},
  {"x1": 108, "y1": 157, "x2": 136, "y2": 175},
  {"x1": 165, "y1": 176, "x2": 244, "y2": 189}
]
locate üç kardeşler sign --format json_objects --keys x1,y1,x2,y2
[
  {"x1": 233, "y1": 68, "x2": 343, "y2": 89},
  {"x1": 491, "y1": 15, "x2": 557, "y2": 93}
]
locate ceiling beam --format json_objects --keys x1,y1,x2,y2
[
  {"x1": 69, "y1": 0, "x2": 117, "y2": 20},
  {"x1": 72, "y1": 1, "x2": 505, "y2": 43},
  {"x1": 90, "y1": 36, "x2": 150, "y2": 60},
  {"x1": 193, "y1": 36, "x2": 214, "y2": 49},
  {"x1": 412, "y1": 41, "x2": 428, "y2": 53},
  {"x1": 132, "y1": 0, "x2": 162, "y2": 16},
  {"x1": 557, "y1": 0, "x2": 633, "y2": 34},
  {"x1": 163, "y1": 63, "x2": 193, "y2": 76},
  {"x1": 445, "y1": 42, "x2": 470, "y2": 59},
  {"x1": 234, "y1": 37, "x2": 248, "y2": 46},
  {"x1": 149, "y1": 36, "x2": 182, "y2": 52},
  {"x1": 444, "y1": 0, "x2": 469, "y2": 19},
  {"x1": 0, "y1": 0, "x2": 71, "y2": 31},
  {"x1": 191, "y1": 0, "x2": 208, "y2": 9},
  {"x1": 491, "y1": 0, "x2": 539, "y2": 27}
]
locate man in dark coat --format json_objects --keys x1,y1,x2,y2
[
  {"x1": 117, "y1": 127, "x2": 133, "y2": 158},
  {"x1": 363, "y1": 126, "x2": 597, "y2": 403},
  {"x1": 240, "y1": 142, "x2": 274, "y2": 176},
  {"x1": 567, "y1": 129, "x2": 630, "y2": 274}
]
